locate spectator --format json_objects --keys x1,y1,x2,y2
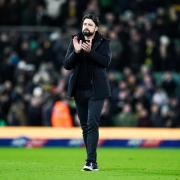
[
  {"x1": 161, "y1": 71, "x2": 177, "y2": 97},
  {"x1": 152, "y1": 87, "x2": 169, "y2": 107},
  {"x1": 112, "y1": 103, "x2": 138, "y2": 127},
  {"x1": 150, "y1": 103, "x2": 163, "y2": 127}
]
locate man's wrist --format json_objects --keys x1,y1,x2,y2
[{"x1": 75, "y1": 49, "x2": 81, "y2": 53}]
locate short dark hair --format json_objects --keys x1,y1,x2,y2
[{"x1": 82, "y1": 13, "x2": 99, "y2": 27}]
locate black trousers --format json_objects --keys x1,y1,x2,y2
[{"x1": 74, "y1": 89, "x2": 104, "y2": 163}]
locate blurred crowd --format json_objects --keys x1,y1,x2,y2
[{"x1": 0, "y1": 0, "x2": 180, "y2": 127}]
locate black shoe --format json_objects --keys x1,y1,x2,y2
[
  {"x1": 82, "y1": 161, "x2": 99, "y2": 171},
  {"x1": 92, "y1": 162, "x2": 99, "y2": 171}
]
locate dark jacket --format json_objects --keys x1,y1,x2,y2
[{"x1": 64, "y1": 32, "x2": 112, "y2": 99}]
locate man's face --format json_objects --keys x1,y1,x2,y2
[{"x1": 82, "y1": 18, "x2": 98, "y2": 37}]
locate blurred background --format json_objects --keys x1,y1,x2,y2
[{"x1": 0, "y1": 0, "x2": 180, "y2": 128}]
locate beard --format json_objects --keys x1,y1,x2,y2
[{"x1": 82, "y1": 29, "x2": 94, "y2": 37}]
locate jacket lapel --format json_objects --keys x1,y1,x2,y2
[{"x1": 92, "y1": 38, "x2": 103, "y2": 51}]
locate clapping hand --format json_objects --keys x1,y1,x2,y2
[
  {"x1": 81, "y1": 40, "x2": 92, "y2": 53},
  {"x1": 73, "y1": 36, "x2": 82, "y2": 53}
]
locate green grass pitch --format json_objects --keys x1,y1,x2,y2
[{"x1": 0, "y1": 148, "x2": 180, "y2": 180}]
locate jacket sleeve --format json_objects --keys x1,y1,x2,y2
[
  {"x1": 89, "y1": 40, "x2": 112, "y2": 68},
  {"x1": 63, "y1": 40, "x2": 79, "y2": 70}
]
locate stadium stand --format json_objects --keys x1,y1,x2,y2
[{"x1": 0, "y1": 0, "x2": 180, "y2": 127}]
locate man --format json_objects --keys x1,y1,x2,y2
[{"x1": 64, "y1": 13, "x2": 112, "y2": 171}]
